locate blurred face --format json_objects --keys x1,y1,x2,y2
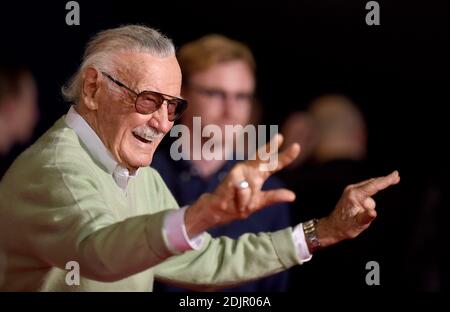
[
  {"x1": 10, "y1": 74, "x2": 39, "y2": 143},
  {"x1": 181, "y1": 60, "x2": 255, "y2": 134},
  {"x1": 82, "y1": 52, "x2": 182, "y2": 171}
]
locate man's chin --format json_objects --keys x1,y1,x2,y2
[{"x1": 124, "y1": 155, "x2": 153, "y2": 171}]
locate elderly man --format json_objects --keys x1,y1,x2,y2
[
  {"x1": 152, "y1": 34, "x2": 292, "y2": 292},
  {"x1": 0, "y1": 25, "x2": 399, "y2": 291}
]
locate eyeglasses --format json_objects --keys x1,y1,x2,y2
[
  {"x1": 101, "y1": 71, "x2": 188, "y2": 122},
  {"x1": 189, "y1": 85, "x2": 254, "y2": 105}
]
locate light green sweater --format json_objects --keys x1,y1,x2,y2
[{"x1": 0, "y1": 117, "x2": 300, "y2": 291}]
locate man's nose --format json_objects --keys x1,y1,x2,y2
[
  {"x1": 148, "y1": 102, "x2": 173, "y2": 133},
  {"x1": 223, "y1": 95, "x2": 238, "y2": 118}
]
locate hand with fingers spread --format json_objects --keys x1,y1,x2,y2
[
  {"x1": 315, "y1": 171, "x2": 401, "y2": 249},
  {"x1": 184, "y1": 132, "x2": 400, "y2": 252},
  {"x1": 185, "y1": 134, "x2": 300, "y2": 237}
]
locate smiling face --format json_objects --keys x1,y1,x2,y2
[{"x1": 80, "y1": 51, "x2": 182, "y2": 171}]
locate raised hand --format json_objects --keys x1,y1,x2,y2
[
  {"x1": 316, "y1": 171, "x2": 401, "y2": 248},
  {"x1": 185, "y1": 134, "x2": 300, "y2": 237}
]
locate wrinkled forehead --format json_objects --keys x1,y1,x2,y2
[{"x1": 112, "y1": 51, "x2": 182, "y2": 97}]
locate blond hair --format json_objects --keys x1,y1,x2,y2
[{"x1": 177, "y1": 34, "x2": 255, "y2": 84}]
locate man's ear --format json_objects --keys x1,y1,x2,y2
[{"x1": 81, "y1": 67, "x2": 100, "y2": 110}]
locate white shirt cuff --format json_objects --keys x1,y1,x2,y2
[
  {"x1": 292, "y1": 223, "x2": 313, "y2": 263},
  {"x1": 163, "y1": 206, "x2": 205, "y2": 253}
]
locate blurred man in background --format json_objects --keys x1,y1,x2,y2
[
  {"x1": 281, "y1": 95, "x2": 375, "y2": 290},
  {"x1": 282, "y1": 95, "x2": 369, "y2": 213},
  {"x1": 281, "y1": 111, "x2": 317, "y2": 170},
  {"x1": 0, "y1": 65, "x2": 39, "y2": 177},
  {"x1": 152, "y1": 34, "x2": 292, "y2": 291}
]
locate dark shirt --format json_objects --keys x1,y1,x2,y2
[{"x1": 151, "y1": 147, "x2": 292, "y2": 292}]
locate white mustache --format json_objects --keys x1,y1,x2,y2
[{"x1": 132, "y1": 125, "x2": 164, "y2": 141}]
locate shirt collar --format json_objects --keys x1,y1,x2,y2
[{"x1": 64, "y1": 105, "x2": 138, "y2": 190}]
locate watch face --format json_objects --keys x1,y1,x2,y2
[{"x1": 303, "y1": 219, "x2": 321, "y2": 253}]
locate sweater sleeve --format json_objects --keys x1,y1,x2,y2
[
  {"x1": 148, "y1": 170, "x2": 300, "y2": 290},
  {"x1": 0, "y1": 160, "x2": 177, "y2": 282},
  {"x1": 1, "y1": 149, "x2": 300, "y2": 288},
  {"x1": 154, "y1": 228, "x2": 300, "y2": 290}
]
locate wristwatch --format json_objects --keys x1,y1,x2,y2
[{"x1": 303, "y1": 219, "x2": 321, "y2": 253}]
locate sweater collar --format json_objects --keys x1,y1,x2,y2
[{"x1": 64, "y1": 106, "x2": 138, "y2": 190}]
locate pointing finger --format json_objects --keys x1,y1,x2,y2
[{"x1": 358, "y1": 170, "x2": 400, "y2": 197}]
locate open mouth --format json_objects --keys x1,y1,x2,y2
[{"x1": 133, "y1": 132, "x2": 152, "y2": 144}]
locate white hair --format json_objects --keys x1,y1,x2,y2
[{"x1": 61, "y1": 25, "x2": 175, "y2": 103}]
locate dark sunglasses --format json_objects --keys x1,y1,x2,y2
[{"x1": 102, "y1": 71, "x2": 188, "y2": 122}]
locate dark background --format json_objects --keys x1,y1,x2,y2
[{"x1": 1, "y1": 0, "x2": 448, "y2": 290}]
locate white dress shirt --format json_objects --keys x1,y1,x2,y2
[{"x1": 65, "y1": 106, "x2": 312, "y2": 262}]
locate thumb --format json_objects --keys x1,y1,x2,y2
[
  {"x1": 355, "y1": 208, "x2": 377, "y2": 226},
  {"x1": 257, "y1": 189, "x2": 296, "y2": 209}
]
